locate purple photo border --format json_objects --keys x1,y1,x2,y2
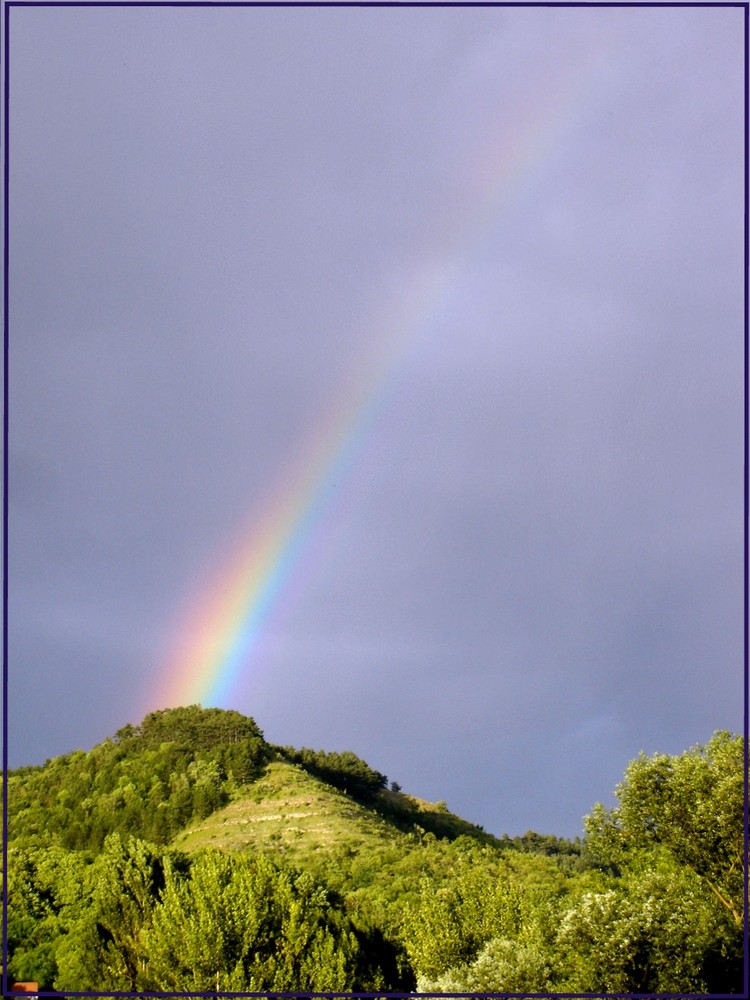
[{"x1": 1, "y1": 1, "x2": 747, "y2": 997}]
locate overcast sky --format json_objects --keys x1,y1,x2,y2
[{"x1": 6, "y1": 4, "x2": 744, "y2": 839}]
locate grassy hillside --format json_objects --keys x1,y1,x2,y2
[
  {"x1": 175, "y1": 758, "x2": 501, "y2": 860},
  {"x1": 174, "y1": 759, "x2": 402, "y2": 858}
]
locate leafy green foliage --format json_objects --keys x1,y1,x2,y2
[
  {"x1": 586, "y1": 731, "x2": 745, "y2": 925},
  {"x1": 143, "y1": 849, "x2": 369, "y2": 992},
  {"x1": 276, "y1": 745, "x2": 388, "y2": 803},
  {"x1": 496, "y1": 829, "x2": 587, "y2": 870},
  {"x1": 4, "y1": 711, "x2": 744, "y2": 993},
  {"x1": 53, "y1": 834, "x2": 168, "y2": 991},
  {"x1": 6, "y1": 846, "x2": 91, "y2": 989},
  {"x1": 8, "y1": 706, "x2": 270, "y2": 850},
  {"x1": 404, "y1": 849, "x2": 567, "y2": 991},
  {"x1": 8, "y1": 834, "x2": 387, "y2": 992},
  {"x1": 555, "y1": 856, "x2": 733, "y2": 992}
]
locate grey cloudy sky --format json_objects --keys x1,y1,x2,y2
[{"x1": 6, "y1": 4, "x2": 744, "y2": 839}]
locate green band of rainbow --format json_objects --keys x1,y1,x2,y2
[{"x1": 147, "y1": 38, "x2": 605, "y2": 715}]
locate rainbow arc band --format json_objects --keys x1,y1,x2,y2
[{"x1": 148, "y1": 39, "x2": 603, "y2": 715}]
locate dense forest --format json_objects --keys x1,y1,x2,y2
[{"x1": 3, "y1": 706, "x2": 744, "y2": 994}]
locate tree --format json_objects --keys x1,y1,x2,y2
[
  {"x1": 422, "y1": 935, "x2": 553, "y2": 994},
  {"x1": 578, "y1": 731, "x2": 744, "y2": 992},
  {"x1": 54, "y1": 834, "x2": 167, "y2": 991},
  {"x1": 402, "y1": 854, "x2": 529, "y2": 981},
  {"x1": 585, "y1": 731, "x2": 744, "y2": 926},
  {"x1": 144, "y1": 850, "x2": 364, "y2": 991},
  {"x1": 6, "y1": 846, "x2": 90, "y2": 989},
  {"x1": 554, "y1": 857, "x2": 730, "y2": 992},
  {"x1": 279, "y1": 746, "x2": 388, "y2": 802}
]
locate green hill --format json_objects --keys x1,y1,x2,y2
[
  {"x1": 5, "y1": 704, "x2": 502, "y2": 856},
  {"x1": 3, "y1": 706, "x2": 743, "y2": 995}
]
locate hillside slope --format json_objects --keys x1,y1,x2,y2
[
  {"x1": 175, "y1": 758, "x2": 502, "y2": 861},
  {"x1": 174, "y1": 759, "x2": 403, "y2": 858}
]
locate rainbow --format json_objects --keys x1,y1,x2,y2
[{"x1": 148, "y1": 37, "x2": 606, "y2": 715}]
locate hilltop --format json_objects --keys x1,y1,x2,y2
[{"x1": 5, "y1": 703, "x2": 561, "y2": 857}]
